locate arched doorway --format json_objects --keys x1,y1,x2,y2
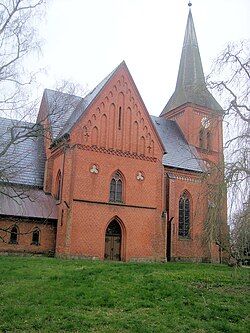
[{"x1": 104, "y1": 220, "x2": 121, "y2": 261}]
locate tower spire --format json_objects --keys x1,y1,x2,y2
[
  {"x1": 176, "y1": 7, "x2": 205, "y2": 89},
  {"x1": 161, "y1": 6, "x2": 222, "y2": 115}
]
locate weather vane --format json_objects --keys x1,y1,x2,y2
[{"x1": 188, "y1": 1, "x2": 192, "y2": 7}]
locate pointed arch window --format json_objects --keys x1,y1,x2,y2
[
  {"x1": 178, "y1": 193, "x2": 190, "y2": 238},
  {"x1": 9, "y1": 226, "x2": 18, "y2": 244},
  {"x1": 109, "y1": 171, "x2": 123, "y2": 203},
  {"x1": 55, "y1": 170, "x2": 62, "y2": 201},
  {"x1": 199, "y1": 129, "x2": 212, "y2": 151},
  {"x1": 31, "y1": 228, "x2": 40, "y2": 246}
]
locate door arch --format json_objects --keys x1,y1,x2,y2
[{"x1": 104, "y1": 220, "x2": 122, "y2": 261}]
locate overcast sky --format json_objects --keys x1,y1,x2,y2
[{"x1": 37, "y1": 0, "x2": 249, "y2": 116}]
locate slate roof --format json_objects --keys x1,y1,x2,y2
[
  {"x1": 151, "y1": 116, "x2": 204, "y2": 172},
  {"x1": 45, "y1": 90, "x2": 83, "y2": 139},
  {"x1": 161, "y1": 9, "x2": 222, "y2": 115},
  {"x1": 45, "y1": 64, "x2": 119, "y2": 141},
  {"x1": 0, "y1": 185, "x2": 57, "y2": 219},
  {"x1": 0, "y1": 117, "x2": 45, "y2": 187},
  {"x1": 44, "y1": 59, "x2": 204, "y2": 173}
]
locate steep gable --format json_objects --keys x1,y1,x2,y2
[
  {"x1": 41, "y1": 65, "x2": 119, "y2": 143},
  {"x1": 68, "y1": 62, "x2": 165, "y2": 159}
]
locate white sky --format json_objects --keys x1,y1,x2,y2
[{"x1": 36, "y1": 0, "x2": 249, "y2": 116}]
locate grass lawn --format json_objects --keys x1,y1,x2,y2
[{"x1": 0, "y1": 257, "x2": 249, "y2": 332}]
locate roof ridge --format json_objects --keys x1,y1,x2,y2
[{"x1": 44, "y1": 88, "x2": 83, "y2": 100}]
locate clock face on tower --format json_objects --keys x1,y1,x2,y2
[{"x1": 201, "y1": 117, "x2": 210, "y2": 129}]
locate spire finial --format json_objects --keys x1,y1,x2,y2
[{"x1": 188, "y1": 1, "x2": 192, "y2": 7}]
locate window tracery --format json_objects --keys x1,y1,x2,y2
[
  {"x1": 178, "y1": 192, "x2": 190, "y2": 238},
  {"x1": 109, "y1": 171, "x2": 123, "y2": 203}
]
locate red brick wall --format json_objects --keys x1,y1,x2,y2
[
  {"x1": 162, "y1": 101, "x2": 226, "y2": 262},
  {"x1": 37, "y1": 64, "x2": 226, "y2": 263},
  {"x1": 163, "y1": 104, "x2": 223, "y2": 164},
  {"x1": 0, "y1": 218, "x2": 56, "y2": 254},
  {"x1": 54, "y1": 148, "x2": 165, "y2": 260},
  {"x1": 165, "y1": 168, "x2": 205, "y2": 261},
  {"x1": 50, "y1": 65, "x2": 166, "y2": 261}
]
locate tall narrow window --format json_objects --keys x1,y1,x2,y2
[
  {"x1": 118, "y1": 107, "x2": 122, "y2": 130},
  {"x1": 206, "y1": 131, "x2": 211, "y2": 151},
  {"x1": 178, "y1": 193, "x2": 190, "y2": 238},
  {"x1": 31, "y1": 228, "x2": 40, "y2": 246},
  {"x1": 55, "y1": 170, "x2": 62, "y2": 200},
  {"x1": 109, "y1": 171, "x2": 123, "y2": 203},
  {"x1": 199, "y1": 129, "x2": 204, "y2": 149},
  {"x1": 199, "y1": 129, "x2": 212, "y2": 151},
  {"x1": 9, "y1": 226, "x2": 18, "y2": 244}
]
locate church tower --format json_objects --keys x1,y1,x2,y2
[
  {"x1": 161, "y1": 4, "x2": 224, "y2": 168},
  {"x1": 158, "y1": 4, "x2": 228, "y2": 263}
]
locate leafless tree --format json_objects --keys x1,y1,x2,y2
[
  {"x1": 0, "y1": 0, "x2": 46, "y2": 186},
  {"x1": 231, "y1": 200, "x2": 250, "y2": 264},
  {"x1": 0, "y1": 0, "x2": 87, "y2": 191},
  {"x1": 0, "y1": 1, "x2": 87, "y2": 243},
  {"x1": 0, "y1": 0, "x2": 47, "y2": 120},
  {"x1": 206, "y1": 40, "x2": 250, "y2": 261}
]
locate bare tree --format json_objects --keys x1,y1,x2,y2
[
  {"x1": 231, "y1": 200, "x2": 250, "y2": 264},
  {"x1": 0, "y1": 0, "x2": 47, "y2": 119},
  {"x1": 0, "y1": 1, "x2": 87, "y2": 191},
  {"x1": 0, "y1": 0, "x2": 47, "y2": 216},
  {"x1": 206, "y1": 40, "x2": 250, "y2": 262},
  {"x1": 0, "y1": 1, "x2": 64, "y2": 242}
]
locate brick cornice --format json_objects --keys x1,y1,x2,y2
[{"x1": 74, "y1": 144, "x2": 158, "y2": 162}]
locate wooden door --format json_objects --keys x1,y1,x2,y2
[{"x1": 104, "y1": 220, "x2": 121, "y2": 261}]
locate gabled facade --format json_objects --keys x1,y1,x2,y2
[
  {"x1": 0, "y1": 7, "x2": 228, "y2": 262},
  {"x1": 44, "y1": 63, "x2": 166, "y2": 261}
]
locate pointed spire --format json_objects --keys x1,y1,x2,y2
[
  {"x1": 161, "y1": 6, "x2": 222, "y2": 115},
  {"x1": 176, "y1": 9, "x2": 205, "y2": 89}
]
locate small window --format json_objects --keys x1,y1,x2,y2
[
  {"x1": 206, "y1": 131, "x2": 211, "y2": 150},
  {"x1": 55, "y1": 170, "x2": 62, "y2": 200},
  {"x1": 109, "y1": 171, "x2": 123, "y2": 203},
  {"x1": 9, "y1": 226, "x2": 18, "y2": 244},
  {"x1": 118, "y1": 107, "x2": 122, "y2": 130},
  {"x1": 60, "y1": 209, "x2": 64, "y2": 226},
  {"x1": 199, "y1": 129, "x2": 205, "y2": 149},
  {"x1": 31, "y1": 228, "x2": 40, "y2": 246},
  {"x1": 178, "y1": 193, "x2": 190, "y2": 238}
]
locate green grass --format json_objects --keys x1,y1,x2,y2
[{"x1": 0, "y1": 257, "x2": 249, "y2": 332}]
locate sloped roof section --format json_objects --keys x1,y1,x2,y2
[
  {"x1": 45, "y1": 89, "x2": 83, "y2": 139},
  {"x1": 45, "y1": 64, "x2": 120, "y2": 141},
  {"x1": 0, "y1": 117, "x2": 45, "y2": 187},
  {"x1": 0, "y1": 185, "x2": 57, "y2": 219},
  {"x1": 151, "y1": 116, "x2": 204, "y2": 172},
  {"x1": 161, "y1": 9, "x2": 222, "y2": 115}
]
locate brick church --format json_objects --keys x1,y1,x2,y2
[{"x1": 0, "y1": 8, "x2": 227, "y2": 262}]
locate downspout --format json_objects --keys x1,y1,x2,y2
[{"x1": 165, "y1": 172, "x2": 175, "y2": 261}]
